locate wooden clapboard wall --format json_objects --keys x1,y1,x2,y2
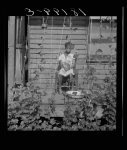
[
  {"x1": 28, "y1": 16, "x2": 117, "y2": 91},
  {"x1": 79, "y1": 20, "x2": 117, "y2": 89},
  {"x1": 28, "y1": 16, "x2": 89, "y2": 90}
]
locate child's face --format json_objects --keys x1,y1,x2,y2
[{"x1": 65, "y1": 46, "x2": 71, "y2": 53}]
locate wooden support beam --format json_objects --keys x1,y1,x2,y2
[
  {"x1": 8, "y1": 16, "x2": 16, "y2": 88},
  {"x1": 15, "y1": 17, "x2": 26, "y2": 84}
]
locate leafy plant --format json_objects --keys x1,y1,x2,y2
[
  {"x1": 8, "y1": 61, "x2": 116, "y2": 131},
  {"x1": 48, "y1": 93, "x2": 56, "y2": 115}
]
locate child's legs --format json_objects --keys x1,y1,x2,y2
[
  {"x1": 58, "y1": 74, "x2": 63, "y2": 88},
  {"x1": 62, "y1": 74, "x2": 72, "y2": 90},
  {"x1": 58, "y1": 74, "x2": 74, "y2": 91}
]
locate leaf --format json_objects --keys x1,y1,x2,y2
[
  {"x1": 11, "y1": 119, "x2": 18, "y2": 124},
  {"x1": 50, "y1": 118, "x2": 56, "y2": 125},
  {"x1": 95, "y1": 107, "x2": 104, "y2": 118}
]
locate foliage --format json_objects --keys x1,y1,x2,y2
[
  {"x1": 8, "y1": 64, "x2": 116, "y2": 131},
  {"x1": 61, "y1": 64, "x2": 116, "y2": 131}
]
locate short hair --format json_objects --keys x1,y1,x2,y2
[{"x1": 65, "y1": 41, "x2": 72, "y2": 49}]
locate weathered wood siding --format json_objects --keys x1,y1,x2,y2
[
  {"x1": 28, "y1": 17, "x2": 117, "y2": 91},
  {"x1": 8, "y1": 16, "x2": 16, "y2": 88},
  {"x1": 28, "y1": 16, "x2": 89, "y2": 90},
  {"x1": 81, "y1": 21, "x2": 117, "y2": 89}
]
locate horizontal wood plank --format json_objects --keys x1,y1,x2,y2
[
  {"x1": 28, "y1": 63, "x2": 87, "y2": 69},
  {"x1": 30, "y1": 44, "x2": 87, "y2": 49},
  {"x1": 30, "y1": 34, "x2": 88, "y2": 40},
  {"x1": 29, "y1": 58, "x2": 87, "y2": 65},
  {"x1": 30, "y1": 39, "x2": 87, "y2": 45},
  {"x1": 29, "y1": 54, "x2": 87, "y2": 59},
  {"x1": 29, "y1": 26, "x2": 88, "y2": 30},
  {"x1": 29, "y1": 58, "x2": 116, "y2": 65},
  {"x1": 29, "y1": 29, "x2": 88, "y2": 35},
  {"x1": 29, "y1": 50, "x2": 87, "y2": 57},
  {"x1": 28, "y1": 77, "x2": 109, "y2": 87},
  {"x1": 28, "y1": 72, "x2": 113, "y2": 80},
  {"x1": 28, "y1": 64, "x2": 116, "y2": 70},
  {"x1": 29, "y1": 76, "x2": 108, "y2": 85},
  {"x1": 29, "y1": 68, "x2": 114, "y2": 75},
  {"x1": 29, "y1": 71, "x2": 113, "y2": 80}
]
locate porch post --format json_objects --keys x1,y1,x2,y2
[
  {"x1": 15, "y1": 16, "x2": 26, "y2": 84},
  {"x1": 8, "y1": 16, "x2": 16, "y2": 88}
]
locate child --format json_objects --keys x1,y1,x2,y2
[{"x1": 56, "y1": 41, "x2": 77, "y2": 92}]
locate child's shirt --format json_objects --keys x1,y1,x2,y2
[{"x1": 58, "y1": 53, "x2": 75, "y2": 77}]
